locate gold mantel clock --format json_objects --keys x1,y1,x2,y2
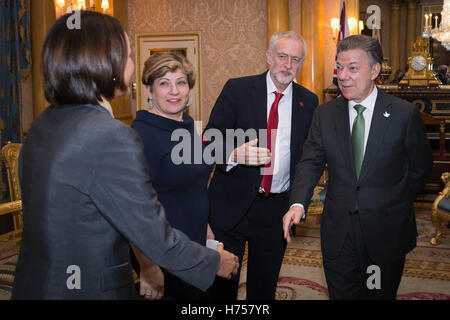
[{"x1": 399, "y1": 37, "x2": 440, "y2": 88}]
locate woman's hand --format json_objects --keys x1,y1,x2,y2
[{"x1": 139, "y1": 264, "x2": 164, "y2": 300}]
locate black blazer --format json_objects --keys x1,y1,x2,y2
[
  {"x1": 206, "y1": 71, "x2": 318, "y2": 232},
  {"x1": 290, "y1": 91, "x2": 433, "y2": 263},
  {"x1": 12, "y1": 104, "x2": 220, "y2": 299}
]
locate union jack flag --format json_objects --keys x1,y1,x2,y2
[{"x1": 333, "y1": 0, "x2": 350, "y2": 95}]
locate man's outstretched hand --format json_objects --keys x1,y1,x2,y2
[
  {"x1": 215, "y1": 243, "x2": 239, "y2": 279},
  {"x1": 233, "y1": 139, "x2": 271, "y2": 166}
]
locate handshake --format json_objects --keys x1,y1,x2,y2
[{"x1": 208, "y1": 239, "x2": 239, "y2": 279}]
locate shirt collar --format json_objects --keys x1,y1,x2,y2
[
  {"x1": 266, "y1": 71, "x2": 293, "y2": 97},
  {"x1": 98, "y1": 97, "x2": 114, "y2": 118},
  {"x1": 348, "y1": 85, "x2": 378, "y2": 112}
]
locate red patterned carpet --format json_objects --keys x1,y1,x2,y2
[
  {"x1": 237, "y1": 203, "x2": 450, "y2": 300},
  {"x1": 1, "y1": 204, "x2": 448, "y2": 300}
]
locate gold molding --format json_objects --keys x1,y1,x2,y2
[
  {"x1": 432, "y1": 100, "x2": 450, "y2": 114},
  {"x1": 412, "y1": 99, "x2": 426, "y2": 112}
]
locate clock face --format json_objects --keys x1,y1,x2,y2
[{"x1": 411, "y1": 55, "x2": 426, "y2": 71}]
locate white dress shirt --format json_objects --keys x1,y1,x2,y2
[
  {"x1": 265, "y1": 72, "x2": 292, "y2": 193},
  {"x1": 227, "y1": 72, "x2": 292, "y2": 194}
]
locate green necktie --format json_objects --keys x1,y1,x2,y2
[{"x1": 352, "y1": 104, "x2": 366, "y2": 179}]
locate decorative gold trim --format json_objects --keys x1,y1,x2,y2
[
  {"x1": 0, "y1": 200, "x2": 22, "y2": 216},
  {"x1": 432, "y1": 100, "x2": 450, "y2": 114},
  {"x1": 1, "y1": 142, "x2": 22, "y2": 201},
  {"x1": 412, "y1": 99, "x2": 426, "y2": 112},
  {"x1": 0, "y1": 199, "x2": 22, "y2": 255},
  {"x1": 430, "y1": 172, "x2": 450, "y2": 245},
  {"x1": 146, "y1": 47, "x2": 188, "y2": 54}
]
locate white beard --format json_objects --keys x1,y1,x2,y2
[{"x1": 272, "y1": 69, "x2": 295, "y2": 86}]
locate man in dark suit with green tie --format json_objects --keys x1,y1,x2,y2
[{"x1": 283, "y1": 35, "x2": 433, "y2": 299}]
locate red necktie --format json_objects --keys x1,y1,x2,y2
[{"x1": 260, "y1": 91, "x2": 283, "y2": 196}]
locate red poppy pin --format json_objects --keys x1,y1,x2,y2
[
  {"x1": 300, "y1": 102, "x2": 304, "y2": 108},
  {"x1": 201, "y1": 134, "x2": 208, "y2": 145}
]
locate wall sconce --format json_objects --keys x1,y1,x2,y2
[
  {"x1": 56, "y1": 0, "x2": 65, "y2": 16},
  {"x1": 77, "y1": 0, "x2": 86, "y2": 10},
  {"x1": 348, "y1": 18, "x2": 357, "y2": 35},
  {"x1": 330, "y1": 17, "x2": 361, "y2": 41},
  {"x1": 331, "y1": 18, "x2": 340, "y2": 42},
  {"x1": 101, "y1": 0, "x2": 110, "y2": 12},
  {"x1": 55, "y1": 0, "x2": 111, "y2": 18}
]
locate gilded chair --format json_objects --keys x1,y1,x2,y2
[
  {"x1": 430, "y1": 172, "x2": 450, "y2": 245},
  {"x1": 1, "y1": 142, "x2": 22, "y2": 201},
  {"x1": 0, "y1": 142, "x2": 23, "y2": 251},
  {"x1": 0, "y1": 200, "x2": 22, "y2": 288},
  {"x1": 0, "y1": 142, "x2": 23, "y2": 291},
  {"x1": 306, "y1": 167, "x2": 328, "y2": 225}
]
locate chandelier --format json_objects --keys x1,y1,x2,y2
[
  {"x1": 423, "y1": 0, "x2": 450, "y2": 50},
  {"x1": 56, "y1": 0, "x2": 110, "y2": 13}
]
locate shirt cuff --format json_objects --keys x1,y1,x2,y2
[
  {"x1": 226, "y1": 153, "x2": 238, "y2": 172},
  {"x1": 290, "y1": 203, "x2": 306, "y2": 220}
]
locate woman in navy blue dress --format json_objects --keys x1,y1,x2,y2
[{"x1": 131, "y1": 52, "x2": 214, "y2": 299}]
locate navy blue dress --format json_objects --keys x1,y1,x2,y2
[{"x1": 132, "y1": 110, "x2": 212, "y2": 299}]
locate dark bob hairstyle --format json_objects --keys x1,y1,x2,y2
[{"x1": 42, "y1": 11, "x2": 128, "y2": 106}]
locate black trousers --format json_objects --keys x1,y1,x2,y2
[
  {"x1": 211, "y1": 192, "x2": 289, "y2": 300},
  {"x1": 322, "y1": 212, "x2": 406, "y2": 300}
]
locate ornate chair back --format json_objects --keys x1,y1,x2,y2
[
  {"x1": 0, "y1": 143, "x2": 23, "y2": 291},
  {"x1": 1, "y1": 142, "x2": 22, "y2": 201},
  {"x1": 430, "y1": 172, "x2": 450, "y2": 245},
  {"x1": 0, "y1": 142, "x2": 23, "y2": 253}
]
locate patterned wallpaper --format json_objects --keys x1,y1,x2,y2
[{"x1": 128, "y1": 0, "x2": 268, "y2": 125}]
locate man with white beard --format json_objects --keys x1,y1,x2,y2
[{"x1": 205, "y1": 31, "x2": 318, "y2": 300}]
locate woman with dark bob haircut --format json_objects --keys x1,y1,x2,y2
[{"x1": 11, "y1": 10, "x2": 237, "y2": 300}]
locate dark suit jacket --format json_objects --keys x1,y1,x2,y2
[
  {"x1": 12, "y1": 104, "x2": 220, "y2": 299},
  {"x1": 290, "y1": 91, "x2": 433, "y2": 263},
  {"x1": 206, "y1": 71, "x2": 318, "y2": 232}
]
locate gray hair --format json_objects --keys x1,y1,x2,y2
[
  {"x1": 269, "y1": 31, "x2": 307, "y2": 62},
  {"x1": 337, "y1": 35, "x2": 383, "y2": 67}
]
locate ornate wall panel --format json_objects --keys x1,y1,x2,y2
[{"x1": 128, "y1": 0, "x2": 268, "y2": 126}]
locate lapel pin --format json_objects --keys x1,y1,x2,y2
[
  {"x1": 383, "y1": 112, "x2": 390, "y2": 118},
  {"x1": 300, "y1": 102, "x2": 304, "y2": 108},
  {"x1": 201, "y1": 134, "x2": 208, "y2": 145}
]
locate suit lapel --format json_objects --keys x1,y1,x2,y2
[
  {"x1": 358, "y1": 91, "x2": 392, "y2": 181},
  {"x1": 291, "y1": 82, "x2": 309, "y2": 168},
  {"x1": 334, "y1": 97, "x2": 355, "y2": 178},
  {"x1": 252, "y1": 72, "x2": 269, "y2": 146},
  {"x1": 290, "y1": 84, "x2": 303, "y2": 164}
]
